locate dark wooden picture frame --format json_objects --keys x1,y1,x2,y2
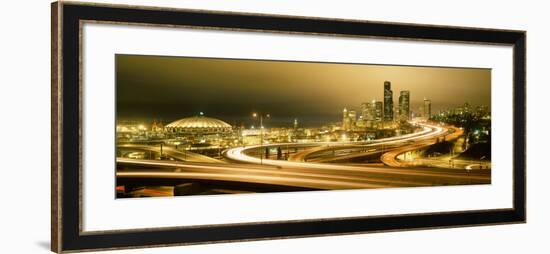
[{"x1": 51, "y1": 1, "x2": 526, "y2": 253}]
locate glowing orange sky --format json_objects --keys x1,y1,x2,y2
[{"x1": 117, "y1": 54, "x2": 490, "y2": 123}]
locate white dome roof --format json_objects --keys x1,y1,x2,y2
[{"x1": 165, "y1": 116, "x2": 232, "y2": 130}]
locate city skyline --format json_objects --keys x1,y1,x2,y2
[
  {"x1": 115, "y1": 54, "x2": 492, "y2": 198},
  {"x1": 116, "y1": 54, "x2": 491, "y2": 126}
]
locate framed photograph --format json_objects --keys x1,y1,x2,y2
[{"x1": 51, "y1": 1, "x2": 526, "y2": 252}]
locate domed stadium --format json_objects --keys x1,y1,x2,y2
[{"x1": 165, "y1": 115, "x2": 232, "y2": 135}]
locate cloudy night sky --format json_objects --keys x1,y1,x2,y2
[{"x1": 116, "y1": 54, "x2": 491, "y2": 127}]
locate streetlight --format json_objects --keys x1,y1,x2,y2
[{"x1": 253, "y1": 112, "x2": 270, "y2": 164}]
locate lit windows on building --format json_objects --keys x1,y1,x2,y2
[
  {"x1": 383, "y1": 81, "x2": 394, "y2": 122},
  {"x1": 399, "y1": 90, "x2": 410, "y2": 121}
]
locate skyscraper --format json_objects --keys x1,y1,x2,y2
[
  {"x1": 423, "y1": 98, "x2": 432, "y2": 120},
  {"x1": 383, "y1": 81, "x2": 393, "y2": 121},
  {"x1": 342, "y1": 107, "x2": 351, "y2": 131},
  {"x1": 399, "y1": 90, "x2": 410, "y2": 121},
  {"x1": 362, "y1": 100, "x2": 383, "y2": 128},
  {"x1": 374, "y1": 101, "x2": 383, "y2": 122},
  {"x1": 348, "y1": 110, "x2": 357, "y2": 127},
  {"x1": 361, "y1": 102, "x2": 369, "y2": 122}
]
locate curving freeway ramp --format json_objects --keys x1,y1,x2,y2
[{"x1": 117, "y1": 123, "x2": 489, "y2": 194}]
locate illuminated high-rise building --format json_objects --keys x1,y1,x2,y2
[
  {"x1": 374, "y1": 101, "x2": 383, "y2": 122},
  {"x1": 383, "y1": 81, "x2": 393, "y2": 121},
  {"x1": 361, "y1": 100, "x2": 383, "y2": 128},
  {"x1": 399, "y1": 90, "x2": 410, "y2": 121},
  {"x1": 361, "y1": 102, "x2": 373, "y2": 128},
  {"x1": 361, "y1": 102, "x2": 369, "y2": 122},
  {"x1": 356, "y1": 115, "x2": 366, "y2": 127},
  {"x1": 423, "y1": 98, "x2": 432, "y2": 120},
  {"x1": 348, "y1": 110, "x2": 357, "y2": 127},
  {"x1": 342, "y1": 108, "x2": 351, "y2": 131}
]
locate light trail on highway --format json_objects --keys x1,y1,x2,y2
[
  {"x1": 117, "y1": 157, "x2": 490, "y2": 191},
  {"x1": 118, "y1": 143, "x2": 225, "y2": 163},
  {"x1": 117, "y1": 123, "x2": 489, "y2": 194},
  {"x1": 380, "y1": 126, "x2": 463, "y2": 167},
  {"x1": 224, "y1": 123, "x2": 447, "y2": 169}
]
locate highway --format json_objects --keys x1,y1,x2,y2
[
  {"x1": 380, "y1": 126, "x2": 463, "y2": 167},
  {"x1": 117, "y1": 157, "x2": 490, "y2": 191},
  {"x1": 118, "y1": 143, "x2": 225, "y2": 164},
  {"x1": 415, "y1": 157, "x2": 491, "y2": 170},
  {"x1": 117, "y1": 123, "x2": 490, "y2": 194},
  {"x1": 224, "y1": 123, "x2": 447, "y2": 168}
]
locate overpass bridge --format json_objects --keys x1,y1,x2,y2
[
  {"x1": 380, "y1": 126, "x2": 464, "y2": 167},
  {"x1": 117, "y1": 157, "x2": 490, "y2": 195},
  {"x1": 225, "y1": 123, "x2": 447, "y2": 166},
  {"x1": 116, "y1": 123, "x2": 489, "y2": 196},
  {"x1": 118, "y1": 144, "x2": 225, "y2": 164}
]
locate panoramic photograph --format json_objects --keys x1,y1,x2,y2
[{"x1": 115, "y1": 54, "x2": 492, "y2": 198}]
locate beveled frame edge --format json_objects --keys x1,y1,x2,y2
[
  {"x1": 512, "y1": 29, "x2": 527, "y2": 224},
  {"x1": 51, "y1": 1, "x2": 527, "y2": 253},
  {"x1": 62, "y1": 0, "x2": 526, "y2": 34},
  {"x1": 51, "y1": 1, "x2": 62, "y2": 253}
]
